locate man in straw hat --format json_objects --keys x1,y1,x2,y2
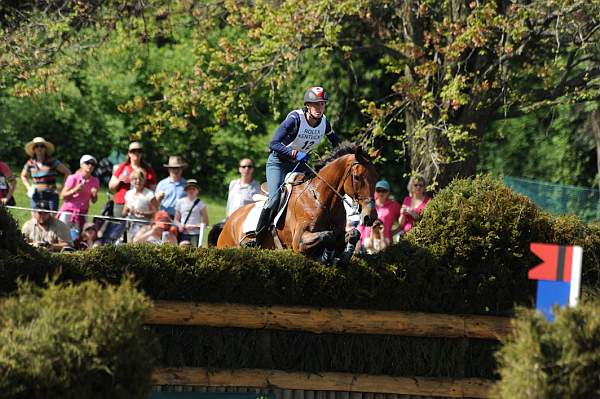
[
  {"x1": 21, "y1": 137, "x2": 71, "y2": 211},
  {"x1": 155, "y1": 155, "x2": 187, "y2": 219}
]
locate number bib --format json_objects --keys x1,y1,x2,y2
[
  {"x1": 0, "y1": 176, "x2": 7, "y2": 191},
  {"x1": 286, "y1": 110, "x2": 327, "y2": 152}
]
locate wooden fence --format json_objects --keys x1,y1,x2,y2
[{"x1": 147, "y1": 301, "x2": 513, "y2": 398}]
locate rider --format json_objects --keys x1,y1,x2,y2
[{"x1": 250, "y1": 86, "x2": 340, "y2": 248}]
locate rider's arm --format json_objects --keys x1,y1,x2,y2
[
  {"x1": 268, "y1": 113, "x2": 300, "y2": 160},
  {"x1": 325, "y1": 119, "x2": 340, "y2": 148}
]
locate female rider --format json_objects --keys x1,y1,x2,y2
[{"x1": 251, "y1": 86, "x2": 340, "y2": 247}]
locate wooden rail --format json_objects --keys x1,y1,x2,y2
[
  {"x1": 147, "y1": 301, "x2": 512, "y2": 340},
  {"x1": 152, "y1": 367, "x2": 494, "y2": 398}
]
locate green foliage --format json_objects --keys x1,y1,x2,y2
[
  {"x1": 409, "y1": 175, "x2": 600, "y2": 313},
  {"x1": 0, "y1": 205, "x2": 29, "y2": 257},
  {"x1": 479, "y1": 104, "x2": 596, "y2": 187},
  {"x1": 0, "y1": 277, "x2": 157, "y2": 399},
  {"x1": 2, "y1": 175, "x2": 600, "y2": 381},
  {"x1": 493, "y1": 301, "x2": 600, "y2": 398}
]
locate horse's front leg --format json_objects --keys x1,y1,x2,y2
[{"x1": 295, "y1": 227, "x2": 336, "y2": 264}]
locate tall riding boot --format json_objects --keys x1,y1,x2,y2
[{"x1": 253, "y1": 206, "x2": 273, "y2": 248}]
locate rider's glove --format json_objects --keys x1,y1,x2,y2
[{"x1": 296, "y1": 151, "x2": 309, "y2": 162}]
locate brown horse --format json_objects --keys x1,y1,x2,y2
[{"x1": 217, "y1": 144, "x2": 378, "y2": 261}]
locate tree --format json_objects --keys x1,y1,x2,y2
[{"x1": 138, "y1": 0, "x2": 600, "y2": 187}]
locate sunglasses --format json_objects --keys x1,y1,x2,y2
[
  {"x1": 376, "y1": 188, "x2": 389, "y2": 193},
  {"x1": 84, "y1": 161, "x2": 96, "y2": 166},
  {"x1": 34, "y1": 144, "x2": 46, "y2": 149},
  {"x1": 413, "y1": 183, "x2": 424, "y2": 187},
  {"x1": 239, "y1": 165, "x2": 254, "y2": 169},
  {"x1": 129, "y1": 149, "x2": 143, "y2": 154}
]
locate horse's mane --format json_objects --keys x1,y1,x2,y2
[{"x1": 313, "y1": 141, "x2": 365, "y2": 172}]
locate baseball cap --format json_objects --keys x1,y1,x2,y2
[
  {"x1": 375, "y1": 179, "x2": 390, "y2": 191},
  {"x1": 80, "y1": 154, "x2": 97, "y2": 165},
  {"x1": 153, "y1": 211, "x2": 171, "y2": 229},
  {"x1": 34, "y1": 200, "x2": 51, "y2": 211},
  {"x1": 184, "y1": 179, "x2": 200, "y2": 191}
]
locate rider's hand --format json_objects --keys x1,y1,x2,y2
[{"x1": 296, "y1": 151, "x2": 309, "y2": 162}]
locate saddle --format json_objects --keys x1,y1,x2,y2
[{"x1": 240, "y1": 172, "x2": 306, "y2": 247}]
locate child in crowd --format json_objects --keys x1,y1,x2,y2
[
  {"x1": 133, "y1": 211, "x2": 178, "y2": 244},
  {"x1": 74, "y1": 222, "x2": 102, "y2": 250},
  {"x1": 363, "y1": 219, "x2": 389, "y2": 254},
  {"x1": 174, "y1": 179, "x2": 209, "y2": 247},
  {"x1": 123, "y1": 169, "x2": 158, "y2": 239}
]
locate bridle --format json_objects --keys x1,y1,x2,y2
[{"x1": 303, "y1": 158, "x2": 374, "y2": 213}]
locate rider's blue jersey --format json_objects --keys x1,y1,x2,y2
[{"x1": 269, "y1": 109, "x2": 339, "y2": 160}]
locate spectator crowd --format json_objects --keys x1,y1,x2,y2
[{"x1": 3, "y1": 136, "x2": 429, "y2": 255}]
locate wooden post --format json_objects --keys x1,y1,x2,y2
[
  {"x1": 152, "y1": 367, "x2": 494, "y2": 398},
  {"x1": 147, "y1": 301, "x2": 512, "y2": 340}
]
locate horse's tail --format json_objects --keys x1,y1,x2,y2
[{"x1": 208, "y1": 221, "x2": 225, "y2": 247}]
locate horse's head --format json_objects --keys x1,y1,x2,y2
[{"x1": 342, "y1": 147, "x2": 379, "y2": 227}]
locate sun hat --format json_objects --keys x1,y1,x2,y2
[
  {"x1": 184, "y1": 179, "x2": 200, "y2": 191},
  {"x1": 375, "y1": 179, "x2": 391, "y2": 191},
  {"x1": 163, "y1": 155, "x2": 187, "y2": 168},
  {"x1": 128, "y1": 141, "x2": 143, "y2": 151},
  {"x1": 79, "y1": 154, "x2": 97, "y2": 165},
  {"x1": 25, "y1": 137, "x2": 55, "y2": 157}
]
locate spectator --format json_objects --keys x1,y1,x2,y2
[
  {"x1": 58, "y1": 155, "x2": 100, "y2": 230},
  {"x1": 174, "y1": 179, "x2": 209, "y2": 247},
  {"x1": 133, "y1": 210, "x2": 178, "y2": 244},
  {"x1": 226, "y1": 158, "x2": 261, "y2": 217},
  {"x1": 363, "y1": 219, "x2": 389, "y2": 254},
  {"x1": 21, "y1": 200, "x2": 73, "y2": 252},
  {"x1": 21, "y1": 137, "x2": 71, "y2": 211},
  {"x1": 398, "y1": 174, "x2": 430, "y2": 235},
  {"x1": 108, "y1": 141, "x2": 157, "y2": 218},
  {"x1": 0, "y1": 160, "x2": 16, "y2": 206},
  {"x1": 155, "y1": 155, "x2": 187, "y2": 218},
  {"x1": 123, "y1": 169, "x2": 158, "y2": 239},
  {"x1": 358, "y1": 179, "x2": 402, "y2": 247},
  {"x1": 74, "y1": 222, "x2": 102, "y2": 250}
]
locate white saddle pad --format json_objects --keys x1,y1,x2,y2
[{"x1": 241, "y1": 181, "x2": 296, "y2": 234}]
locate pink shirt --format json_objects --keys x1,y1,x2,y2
[
  {"x1": 358, "y1": 199, "x2": 402, "y2": 244},
  {"x1": 401, "y1": 195, "x2": 430, "y2": 231},
  {"x1": 59, "y1": 172, "x2": 100, "y2": 213}
]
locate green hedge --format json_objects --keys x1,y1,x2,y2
[
  {"x1": 493, "y1": 301, "x2": 600, "y2": 398},
  {"x1": 2, "y1": 175, "x2": 600, "y2": 381},
  {"x1": 0, "y1": 278, "x2": 157, "y2": 399}
]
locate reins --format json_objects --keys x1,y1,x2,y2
[{"x1": 303, "y1": 159, "x2": 363, "y2": 211}]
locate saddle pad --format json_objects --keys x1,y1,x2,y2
[{"x1": 242, "y1": 202, "x2": 265, "y2": 234}]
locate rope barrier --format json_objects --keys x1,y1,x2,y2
[
  {"x1": 5, "y1": 205, "x2": 211, "y2": 229},
  {"x1": 6, "y1": 205, "x2": 211, "y2": 247}
]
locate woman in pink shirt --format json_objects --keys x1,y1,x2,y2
[
  {"x1": 398, "y1": 174, "x2": 430, "y2": 234},
  {"x1": 58, "y1": 155, "x2": 100, "y2": 230}
]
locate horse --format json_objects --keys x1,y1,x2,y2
[{"x1": 216, "y1": 144, "x2": 379, "y2": 261}]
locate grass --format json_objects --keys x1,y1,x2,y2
[{"x1": 8, "y1": 178, "x2": 227, "y2": 246}]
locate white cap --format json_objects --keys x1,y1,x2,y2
[{"x1": 80, "y1": 154, "x2": 97, "y2": 165}]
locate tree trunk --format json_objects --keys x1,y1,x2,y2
[{"x1": 588, "y1": 109, "x2": 600, "y2": 192}]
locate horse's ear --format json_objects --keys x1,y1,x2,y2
[
  {"x1": 369, "y1": 148, "x2": 382, "y2": 160},
  {"x1": 355, "y1": 146, "x2": 368, "y2": 162}
]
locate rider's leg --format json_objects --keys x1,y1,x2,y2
[{"x1": 253, "y1": 153, "x2": 290, "y2": 247}]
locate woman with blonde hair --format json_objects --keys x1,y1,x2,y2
[
  {"x1": 398, "y1": 174, "x2": 430, "y2": 235},
  {"x1": 122, "y1": 168, "x2": 158, "y2": 239},
  {"x1": 108, "y1": 141, "x2": 157, "y2": 218}
]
